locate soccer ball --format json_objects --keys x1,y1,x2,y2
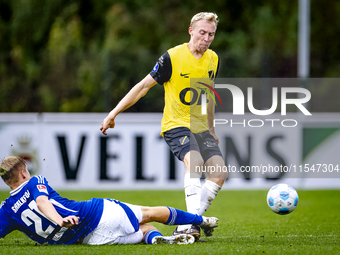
[{"x1": 267, "y1": 183, "x2": 299, "y2": 215}]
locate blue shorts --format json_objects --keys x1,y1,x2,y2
[{"x1": 163, "y1": 127, "x2": 223, "y2": 163}]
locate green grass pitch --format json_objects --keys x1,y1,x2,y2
[{"x1": 0, "y1": 189, "x2": 339, "y2": 255}]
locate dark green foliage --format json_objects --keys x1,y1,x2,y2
[{"x1": 0, "y1": 1, "x2": 339, "y2": 112}]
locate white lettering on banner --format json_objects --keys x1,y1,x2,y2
[{"x1": 0, "y1": 113, "x2": 339, "y2": 190}]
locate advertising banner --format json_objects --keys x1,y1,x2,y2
[{"x1": 0, "y1": 112, "x2": 339, "y2": 190}]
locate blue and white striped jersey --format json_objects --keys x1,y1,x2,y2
[{"x1": 0, "y1": 176, "x2": 103, "y2": 245}]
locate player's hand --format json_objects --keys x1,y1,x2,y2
[
  {"x1": 61, "y1": 216, "x2": 79, "y2": 228},
  {"x1": 210, "y1": 131, "x2": 219, "y2": 145},
  {"x1": 100, "y1": 115, "x2": 116, "y2": 135}
]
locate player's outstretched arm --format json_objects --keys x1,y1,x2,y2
[
  {"x1": 36, "y1": 195, "x2": 79, "y2": 228},
  {"x1": 100, "y1": 74, "x2": 157, "y2": 135}
]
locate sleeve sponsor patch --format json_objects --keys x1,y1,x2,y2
[
  {"x1": 37, "y1": 185, "x2": 48, "y2": 195},
  {"x1": 152, "y1": 62, "x2": 159, "y2": 72},
  {"x1": 149, "y1": 52, "x2": 172, "y2": 85}
]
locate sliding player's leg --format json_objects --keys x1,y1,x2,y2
[
  {"x1": 140, "y1": 206, "x2": 218, "y2": 238},
  {"x1": 113, "y1": 223, "x2": 195, "y2": 245},
  {"x1": 140, "y1": 224, "x2": 195, "y2": 245}
]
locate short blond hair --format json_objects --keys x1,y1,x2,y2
[
  {"x1": 0, "y1": 156, "x2": 26, "y2": 184},
  {"x1": 190, "y1": 12, "x2": 219, "y2": 28}
]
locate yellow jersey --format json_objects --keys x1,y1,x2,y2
[{"x1": 150, "y1": 43, "x2": 219, "y2": 135}]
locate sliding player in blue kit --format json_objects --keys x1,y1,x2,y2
[{"x1": 0, "y1": 156, "x2": 218, "y2": 245}]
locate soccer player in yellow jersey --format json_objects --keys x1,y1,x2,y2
[{"x1": 100, "y1": 12, "x2": 228, "y2": 241}]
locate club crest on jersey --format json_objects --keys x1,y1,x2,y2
[
  {"x1": 37, "y1": 185, "x2": 48, "y2": 194},
  {"x1": 179, "y1": 136, "x2": 189, "y2": 145}
]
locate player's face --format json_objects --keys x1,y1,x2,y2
[{"x1": 189, "y1": 20, "x2": 216, "y2": 53}]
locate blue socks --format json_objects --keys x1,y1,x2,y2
[
  {"x1": 165, "y1": 207, "x2": 203, "y2": 226},
  {"x1": 145, "y1": 208, "x2": 203, "y2": 244},
  {"x1": 145, "y1": 230, "x2": 163, "y2": 244}
]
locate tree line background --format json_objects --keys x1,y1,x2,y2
[{"x1": 0, "y1": 0, "x2": 339, "y2": 113}]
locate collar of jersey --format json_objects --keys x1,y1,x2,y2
[
  {"x1": 185, "y1": 43, "x2": 207, "y2": 62},
  {"x1": 10, "y1": 180, "x2": 29, "y2": 196}
]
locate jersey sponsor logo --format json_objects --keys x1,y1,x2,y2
[
  {"x1": 197, "y1": 82, "x2": 222, "y2": 106},
  {"x1": 37, "y1": 185, "x2": 48, "y2": 194},
  {"x1": 178, "y1": 85, "x2": 215, "y2": 107},
  {"x1": 179, "y1": 87, "x2": 209, "y2": 106},
  {"x1": 180, "y1": 72, "x2": 190, "y2": 78},
  {"x1": 152, "y1": 62, "x2": 159, "y2": 72}
]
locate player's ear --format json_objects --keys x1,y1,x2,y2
[
  {"x1": 189, "y1": 27, "x2": 193, "y2": 36},
  {"x1": 19, "y1": 169, "x2": 25, "y2": 179},
  {"x1": 20, "y1": 167, "x2": 28, "y2": 179}
]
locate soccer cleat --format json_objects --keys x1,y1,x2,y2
[
  {"x1": 172, "y1": 225, "x2": 201, "y2": 241},
  {"x1": 199, "y1": 217, "x2": 219, "y2": 237},
  {"x1": 152, "y1": 234, "x2": 195, "y2": 245}
]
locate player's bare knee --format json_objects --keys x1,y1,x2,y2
[
  {"x1": 211, "y1": 169, "x2": 228, "y2": 181},
  {"x1": 203, "y1": 155, "x2": 227, "y2": 180},
  {"x1": 140, "y1": 206, "x2": 153, "y2": 223}
]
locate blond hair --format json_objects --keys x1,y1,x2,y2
[
  {"x1": 190, "y1": 12, "x2": 219, "y2": 28},
  {"x1": 0, "y1": 156, "x2": 26, "y2": 184}
]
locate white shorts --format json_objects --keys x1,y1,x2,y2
[{"x1": 83, "y1": 199, "x2": 143, "y2": 245}]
